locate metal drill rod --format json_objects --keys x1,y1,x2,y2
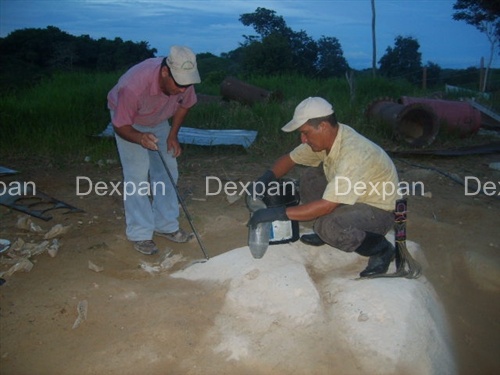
[{"x1": 156, "y1": 150, "x2": 209, "y2": 260}]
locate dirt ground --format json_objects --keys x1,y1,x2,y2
[{"x1": 0, "y1": 148, "x2": 499, "y2": 375}]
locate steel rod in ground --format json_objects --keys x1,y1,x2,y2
[{"x1": 157, "y1": 150, "x2": 209, "y2": 260}]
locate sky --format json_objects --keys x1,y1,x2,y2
[{"x1": 0, "y1": 0, "x2": 498, "y2": 70}]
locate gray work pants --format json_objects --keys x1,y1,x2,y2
[{"x1": 300, "y1": 167, "x2": 394, "y2": 253}]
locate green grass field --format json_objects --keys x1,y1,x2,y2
[{"x1": 1, "y1": 71, "x2": 497, "y2": 165}]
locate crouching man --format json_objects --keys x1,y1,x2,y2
[{"x1": 248, "y1": 97, "x2": 400, "y2": 277}]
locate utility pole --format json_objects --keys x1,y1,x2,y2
[
  {"x1": 479, "y1": 57, "x2": 485, "y2": 92},
  {"x1": 422, "y1": 67, "x2": 427, "y2": 90},
  {"x1": 371, "y1": 0, "x2": 377, "y2": 77}
]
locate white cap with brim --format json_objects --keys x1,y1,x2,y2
[
  {"x1": 166, "y1": 45, "x2": 201, "y2": 85},
  {"x1": 281, "y1": 97, "x2": 334, "y2": 132}
]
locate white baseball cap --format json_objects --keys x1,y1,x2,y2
[
  {"x1": 166, "y1": 46, "x2": 201, "y2": 85},
  {"x1": 281, "y1": 97, "x2": 334, "y2": 132}
]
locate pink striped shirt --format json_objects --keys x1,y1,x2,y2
[{"x1": 107, "y1": 57, "x2": 197, "y2": 127}]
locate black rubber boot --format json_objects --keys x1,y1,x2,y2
[
  {"x1": 300, "y1": 233, "x2": 326, "y2": 247},
  {"x1": 355, "y1": 232, "x2": 395, "y2": 278}
]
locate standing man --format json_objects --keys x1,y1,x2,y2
[
  {"x1": 248, "y1": 97, "x2": 400, "y2": 277},
  {"x1": 107, "y1": 46, "x2": 200, "y2": 255}
]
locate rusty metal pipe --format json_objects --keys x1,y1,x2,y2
[
  {"x1": 399, "y1": 96, "x2": 481, "y2": 137},
  {"x1": 366, "y1": 98, "x2": 439, "y2": 147}
]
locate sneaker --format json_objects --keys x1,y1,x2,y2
[
  {"x1": 133, "y1": 240, "x2": 159, "y2": 255},
  {"x1": 155, "y1": 228, "x2": 194, "y2": 243}
]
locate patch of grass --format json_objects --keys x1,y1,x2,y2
[
  {"x1": 1, "y1": 71, "x2": 497, "y2": 166},
  {"x1": 0, "y1": 71, "x2": 119, "y2": 163}
]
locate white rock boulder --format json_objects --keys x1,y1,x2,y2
[{"x1": 171, "y1": 239, "x2": 456, "y2": 374}]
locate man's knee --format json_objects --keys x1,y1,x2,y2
[
  {"x1": 300, "y1": 167, "x2": 327, "y2": 203},
  {"x1": 313, "y1": 215, "x2": 365, "y2": 253}
]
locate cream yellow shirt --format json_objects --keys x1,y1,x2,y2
[{"x1": 289, "y1": 124, "x2": 399, "y2": 211}]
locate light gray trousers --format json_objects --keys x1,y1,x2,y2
[{"x1": 300, "y1": 167, "x2": 394, "y2": 253}]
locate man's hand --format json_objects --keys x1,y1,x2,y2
[
  {"x1": 140, "y1": 133, "x2": 159, "y2": 150},
  {"x1": 167, "y1": 135, "x2": 181, "y2": 157},
  {"x1": 248, "y1": 206, "x2": 288, "y2": 228},
  {"x1": 247, "y1": 170, "x2": 277, "y2": 199},
  {"x1": 113, "y1": 125, "x2": 159, "y2": 150}
]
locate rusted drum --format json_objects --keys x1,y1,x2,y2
[
  {"x1": 220, "y1": 76, "x2": 272, "y2": 105},
  {"x1": 366, "y1": 98, "x2": 439, "y2": 147},
  {"x1": 399, "y1": 96, "x2": 481, "y2": 137}
]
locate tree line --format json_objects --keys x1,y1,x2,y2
[
  {"x1": 1, "y1": 4, "x2": 498, "y2": 92},
  {"x1": 0, "y1": 26, "x2": 157, "y2": 90}
]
